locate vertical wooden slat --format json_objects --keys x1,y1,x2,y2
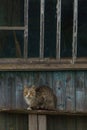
[
  {"x1": 76, "y1": 117, "x2": 85, "y2": 130},
  {"x1": 72, "y1": 0, "x2": 78, "y2": 63},
  {"x1": 53, "y1": 72, "x2": 65, "y2": 110},
  {"x1": 6, "y1": 114, "x2": 16, "y2": 130},
  {"x1": 40, "y1": 0, "x2": 45, "y2": 58},
  {"x1": 0, "y1": 73, "x2": 6, "y2": 108},
  {"x1": 38, "y1": 72, "x2": 47, "y2": 86},
  {"x1": 84, "y1": 72, "x2": 87, "y2": 112},
  {"x1": 0, "y1": 113, "x2": 6, "y2": 130},
  {"x1": 56, "y1": 0, "x2": 61, "y2": 59},
  {"x1": 75, "y1": 72, "x2": 85, "y2": 112},
  {"x1": 66, "y1": 117, "x2": 76, "y2": 130},
  {"x1": 15, "y1": 73, "x2": 23, "y2": 109},
  {"x1": 33, "y1": 72, "x2": 40, "y2": 86},
  {"x1": 65, "y1": 72, "x2": 75, "y2": 112},
  {"x1": 24, "y1": 0, "x2": 28, "y2": 58},
  {"x1": 28, "y1": 114, "x2": 38, "y2": 130},
  {"x1": 46, "y1": 72, "x2": 53, "y2": 88},
  {"x1": 38, "y1": 115, "x2": 47, "y2": 130}
]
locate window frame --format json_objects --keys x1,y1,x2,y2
[{"x1": 0, "y1": 0, "x2": 87, "y2": 71}]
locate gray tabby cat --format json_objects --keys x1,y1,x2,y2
[{"x1": 23, "y1": 85, "x2": 57, "y2": 110}]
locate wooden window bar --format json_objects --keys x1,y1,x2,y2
[
  {"x1": 56, "y1": 0, "x2": 61, "y2": 59},
  {"x1": 40, "y1": 0, "x2": 45, "y2": 58},
  {"x1": 72, "y1": 0, "x2": 78, "y2": 63},
  {"x1": 0, "y1": 0, "x2": 86, "y2": 70},
  {"x1": 24, "y1": 0, "x2": 29, "y2": 58}
]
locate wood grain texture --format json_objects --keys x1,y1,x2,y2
[
  {"x1": 0, "y1": 113, "x2": 28, "y2": 130},
  {"x1": 40, "y1": 0, "x2": 45, "y2": 58},
  {"x1": 24, "y1": 0, "x2": 28, "y2": 58},
  {"x1": 75, "y1": 72, "x2": 85, "y2": 111},
  {"x1": 72, "y1": 0, "x2": 78, "y2": 63},
  {"x1": 65, "y1": 72, "x2": 75, "y2": 111},
  {"x1": 29, "y1": 114, "x2": 38, "y2": 130},
  {"x1": 53, "y1": 72, "x2": 66, "y2": 110},
  {"x1": 0, "y1": 71, "x2": 87, "y2": 112},
  {"x1": 38, "y1": 115, "x2": 47, "y2": 130},
  {"x1": 0, "y1": 58, "x2": 87, "y2": 71},
  {"x1": 56, "y1": 0, "x2": 61, "y2": 59},
  {"x1": 0, "y1": 113, "x2": 6, "y2": 130},
  {"x1": 84, "y1": 72, "x2": 87, "y2": 112}
]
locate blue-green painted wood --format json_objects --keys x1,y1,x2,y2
[
  {"x1": 0, "y1": 71, "x2": 86, "y2": 111},
  {"x1": 75, "y1": 72, "x2": 85, "y2": 111},
  {"x1": 0, "y1": 71, "x2": 87, "y2": 130},
  {"x1": 53, "y1": 72, "x2": 66, "y2": 110},
  {"x1": 65, "y1": 72, "x2": 75, "y2": 111}
]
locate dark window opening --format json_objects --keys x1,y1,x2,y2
[
  {"x1": 77, "y1": 0, "x2": 87, "y2": 57},
  {"x1": 0, "y1": 31, "x2": 24, "y2": 58},
  {"x1": 44, "y1": 0, "x2": 56, "y2": 58},
  {"x1": 0, "y1": 0, "x2": 24, "y2": 26},
  {"x1": 61, "y1": 0, "x2": 73, "y2": 57},
  {"x1": 28, "y1": 0, "x2": 40, "y2": 57}
]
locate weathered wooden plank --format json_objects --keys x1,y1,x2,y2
[
  {"x1": 28, "y1": 114, "x2": 38, "y2": 130},
  {"x1": 33, "y1": 72, "x2": 47, "y2": 86},
  {"x1": 76, "y1": 117, "x2": 85, "y2": 130},
  {"x1": 38, "y1": 72, "x2": 47, "y2": 86},
  {"x1": 5, "y1": 73, "x2": 14, "y2": 108},
  {"x1": 0, "y1": 73, "x2": 6, "y2": 108},
  {"x1": 0, "y1": 62, "x2": 87, "y2": 71},
  {"x1": 2, "y1": 109, "x2": 87, "y2": 116},
  {"x1": 15, "y1": 73, "x2": 24, "y2": 109},
  {"x1": 65, "y1": 72, "x2": 75, "y2": 111},
  {"x1": 0, "y1": 113, "x2": 6, "y2": 130},
  {"x1": 47, "y1": 116, "x2": 54, "y2": 130},
  {"x1": 8, "y1": 73, "x2": 16, "y2": 108},
  {"x1": 0, "y1": 26, "x2": 25, "y2": 30},
  {"x1": 54, "y1": 116, "x2": 65, "y2": 130},
  {"x1": 33, "y1": 72, "x2": 40, "y2": 86},
  {"x1": 46, "y1": 72, "x2": 53, "y2": 88},
  {"x1": 66, "y1": 116, "x2": 76, "y2": 130},
  {"x1": 47, "y1": 116, "x2": 67, "y2": 130},
  {"x1": 56, "y1": 0, "x2": 61, "y2": 59},
  {"x1": 6, "y1": 113, "x2": 16, "y2": 130},
  {"x1": 0, "y1": 71, "x2": 87, "y2": 112},
  {"x1": 38, "y1": 115, "x2": 47, "y2": 130},
  {"x1": 40, "y1": 0, "x2": 45, "y2": 58},
  {"x1": 53, "y1": 72, "x2": 66, "y2": 110},
  {"x1": 26, "y1": 72, "x2": 34, "y2": 86},
  {"x1": 75, "y1": 72, "x2": 85, "y2": 111},
  {"x1": 16, "y1": 114, "x2": 28, "y2": 130},
  {"x1": 0, "y1": 58, "x2": 87, "y2": 70},
  {"x1": 84, "y1": 72, "x2": 87, "y2": 112},
  {"x1": 4, "y1": 113, "x2": 28, "y2": 130},
  {"x1": 72, "y1": 0, "x2": 78, "y2": 63}
]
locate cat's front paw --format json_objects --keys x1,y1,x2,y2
[{"x1": 27, "y1": 107, "x2": 32, "y2": 110}]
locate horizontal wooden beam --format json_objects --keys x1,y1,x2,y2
[
  {"x1": 0, "y1": 26, "x2": 25, "y2": 30},
  {"x1": 0, "y1": 58, "x2": 87, "y2": 71},
  {"x1": 1, "y1": 109, "x2": 87, "y2": 116}
]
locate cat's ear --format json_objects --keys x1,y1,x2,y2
[
  {"x1": 31, "y1": 85, "x2": 36, "y2": 89},
  {"x1": 24, "y1": 85, "x2": 29, "y2": 90}
]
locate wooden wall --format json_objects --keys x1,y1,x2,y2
[
  {"x1": 0, "y1": 71, "x2": 87, "y2": 112},
  {"x1": 0, "y1": 71, "x2": 87, "y2": 130},
  {"x1": 0, "y1": 113, "x2": 28, "y2": 130},
  {"x1": 47, "y1": 115, "x2": 87, "y2": 130}
]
